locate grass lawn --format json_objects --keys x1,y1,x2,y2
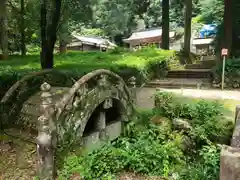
[
  {"x1": 0, "y1": 48, "x2": 180, "y2": 98},
  {"x1": 0, "y1": 48, "x2": 177, "y2": 74}
]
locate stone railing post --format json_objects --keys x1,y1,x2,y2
[
  {"x1": 235, "y1": 105, "x2": 240, "y2": 123},
  {"x1": 220, "y1": 105, "x2": 240, "y2": 180},
  {"x1": 98, "y1": 98, "x2": 113, "y2": 141},
  {"x1": 220, "y1": 145, "x2": 240, "y2": 180},
  {"x1": 128, "y1": 76, "x2": 136, "y2": 103},
  {"x1": 37, "y1": 82, "x2": 56, "y2": 180},
  {"x1": 97, "y1": 74, "x2": 110, "y2": 141},
  {"x1": 231, "y1": 105, "x2": 240, "y2": 147}
]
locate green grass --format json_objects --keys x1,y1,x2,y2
[
  {"x1": 0, "y1": 48, "x2": 176, "y2": 73},
  {"x1": 0, "y1": 48, "x2": 180, "y2": 98}
]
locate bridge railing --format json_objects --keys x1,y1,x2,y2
[
  {"x1": 36, "y1": 69, "x2": 136, "y2": 179},
  {"x1": 220, "y1": 105, "x2": 240, "y2": 180}
]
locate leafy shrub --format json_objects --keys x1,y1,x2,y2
[
  {"x1": 213, "y1": 58, "x2": 240, "y2": 88},
  {"x1": 108, "y1": 46, "x2": 127, "y2": 54},
  {"x1": 58, "y1": 113, "x2": 185, "y2": 179},
  {"x1": 154, "y1": 92, "x2": 233, "y2": 145},
  {"x1": 179, "y1": 144, "x2": 221, "y2": 180},
  {"x1": 58, "y1": 100, "x2": 230, "y2": 179},
  {"x1": 146, "y1": 58, "x2": 169, "y2": 79},
  {"x1": 0, "y1": 48, "x2": 180, "y2": 98}
]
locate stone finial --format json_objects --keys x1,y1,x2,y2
[
  {"x1": 128, "y1": 76, "x2": 136, "y2": 88},
  {"x1": 41, "y1": 82, "x2": 51, "y2": 92},
  {"x1": 98, "y1": 74, "x2": 108, "y2": 88},
  {"x1": 37, "y1": 82, "x2": 56, "y2": 179},
  {"x1": 40, "y1": 82, "x2": 52, "y2": 106}
]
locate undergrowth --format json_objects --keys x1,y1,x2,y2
[
  {"x1": 58, "y1": 92, "x2": 233, "y2": 179},
  {"x1": 213, "y1": 58, "x2": 240, "y2": 88},
  {"x1": 0, "y1": 47, "x2": 180, "y2": 98}
]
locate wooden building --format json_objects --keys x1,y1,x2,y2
[
  {"x1": 67, "y1": 34, "x2": 117, "y2": 52},
  {"x1": 123, "y1": 28, "x2": 175, "y2": 49}
]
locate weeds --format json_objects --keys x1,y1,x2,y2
[{"x1": 58, "y1": 93, "x2": 233, "y2": 179}]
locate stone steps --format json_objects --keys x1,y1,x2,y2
[
  {"x1": 185, "y1": 63, "x2": 207, "y2": 69},
  {"x1": 146, "y1": 78, "x2": 212, "y2": 89},
  {"x1": 185, "y1": 55, "x2": 216, "y2": 70},
  {"x1": 167, "y1": 69, "x2": 212, "y2": 79},
  {"x1": 185, "y1": 60, "x2": 216, "y2": 69}
]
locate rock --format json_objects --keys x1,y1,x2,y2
[
  {"x1": 180, "y1": 135, "x2": 195, "y2": 151},
  {"x1": 220, "y1": 145, "x2": 240, "y2": 180},
  {"x1": 70, "y1": 173, "x2": 82, "y2": 180},
  {"x1": 233, "y1": 82, "x2": 240, "y2": 88},
  {"x1": 172, "y1": 118, "x2": 192, "y2": 132},
  {"x1": 0, "y1": 142, "x2": 12, "y2": 152},
  {"x1": 169, "y1": 172, "x2": 179, "y2": 180},
  {"x1": 212, "y1": 83, "x2": 221, "y2": 88},
  {"x1": 151, "y1": 116, "x2": 172, "y2": 132},
  {"x1": 151, "y1": 115, "x2": 170, "y2": 125}
]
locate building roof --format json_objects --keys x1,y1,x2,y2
[
  {"x1": 192, "y1": 38, "x2": 214, "y2": 45},
  {"x1": 70, "y1": 34, "x2": 116, "y2": 48},
  {"x1": 123, "y1": 28, "x2": 175, "y2": 44}
]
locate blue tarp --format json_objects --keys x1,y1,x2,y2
[{"x1": 199, "y1": 24, "x2": 217, "y2": 38}]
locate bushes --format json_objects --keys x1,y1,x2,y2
[
  {"x1": 0, "y1": 48, "x2": 179, "y2": 98},
  {"x1": 154, "y1": 92, "x2": 233, "y2": 145},
  {"x1": 180, "y1": 144, "x2": 221, "y2": 180},
  {"x1": 58, "y1": 93, "x2": 233, "y2": 179},
  {"x1": 213, "y1": 58, "x2": 240, "y2": 88},
  {"x1": 58, "y1": 116, "x2": 186, "y2": 179}
]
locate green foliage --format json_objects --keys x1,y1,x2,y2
[
  {"x1": 0, "y1": 48, "x2": 179, "y2": 98},
  {"x1": 94, "y1": 0, "x2": 137, "y2": 36},
  {"x1": 58, "y1": 116, "x2": 185, "y2": 179},
  {"x1": 213, "y1": 58, "x2": 240, "y2": 88},
  {"x1": 198, "y1": 0, "x2": 224, "y2": 24},
  {"x1": 78, "y1": 28, "x2": 106, "y2": 37},
  {"x1": 7, "y1": 0, "x2": 40, "y2": 53},
  {"x1": 154, "y1": 92, "x2": 234, "y2": 144},
  {"x1": 180, "y1": 144, "x2": 221, "y2": 180},
  {"x1": 58, "y1": 96, "x2": 229, "y2": 179},
  {"x1": 146, "y1": 59, "x2": 169, "y2": 79}
]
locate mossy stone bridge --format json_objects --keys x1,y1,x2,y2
[{"x1": 0, "y1": 69, "x2": 136, "y2": 179}]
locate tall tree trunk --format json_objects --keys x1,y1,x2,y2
[
  {"x1": 59, "y1": 39, "x2": 67, "y2": 54},
  {"x1": 20, "y1": 0, "x2": 26, "y2": 56},
  {"x1": 40, "y1": 0, "x2": 62, "y2": 69},
  {"x1": 183, "y1": 0, "x2": 192, "y2": 63},
  {"x1": 58, "y1": 21, "x2": 68, "y2": 54},
  {"x1": 222, "y1": 0, "x2": 233, "y2": 57},
  {"x1": 40, "y1": 0, "x2": 48, "y2": 68},
  {"x1": 0, "y1": 0, "x2": 8, "y2": 60},
  {"x1": 161, "y1": 0, "x2": 169, "y2": 50}
]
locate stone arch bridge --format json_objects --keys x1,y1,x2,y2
[{"x1": 0, "y1": 69, "x2": 136, "y2": 178}]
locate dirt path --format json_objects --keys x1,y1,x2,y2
[{"x1": 136, "y1": 87, "x2": 240, "y2": 109}]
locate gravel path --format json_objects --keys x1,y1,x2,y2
[{"x1": 136, "y1": 87, "x2": 240, "y2": 109}]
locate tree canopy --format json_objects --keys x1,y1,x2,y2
[{"x1": 0, "y1": 0, "x2": 233, "y2": 64}]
